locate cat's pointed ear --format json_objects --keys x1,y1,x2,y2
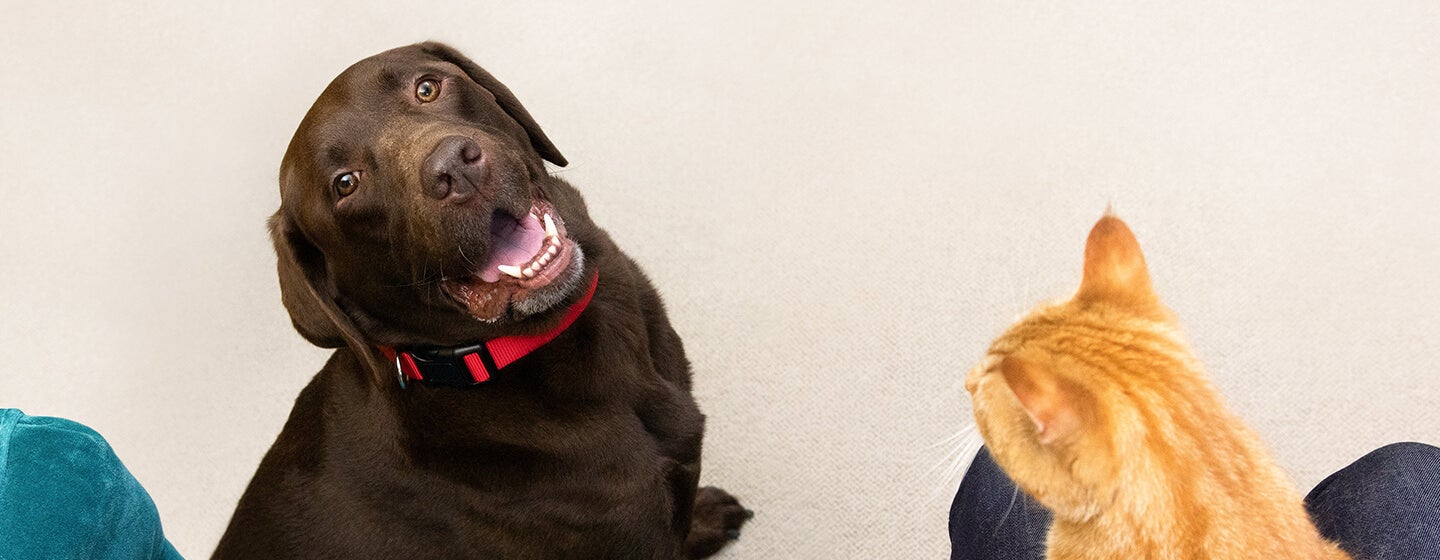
[
  {"x1": 1000, "y1": 354, "x2": 1091, "y2": 446},
  {"x1": 1077, "y1": 212, "x2": 1155, "y2": 305}
]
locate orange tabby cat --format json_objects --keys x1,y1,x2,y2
[{"x1": 964, "y1": 213, "x2": 1350, "y2": 559}]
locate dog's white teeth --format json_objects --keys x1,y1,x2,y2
[
  {"x1": 546, "y1": 245, "x2": 558, "y2": 256},
  {"x1": 496, "y1": 265, "x2": 525, "y2": 279},
  {"x1": 522, "y1": 267, "x2": 537, "y2": 278},
  {"x1": 543, "y1": 214, "x2": 558, "y2": 238}
]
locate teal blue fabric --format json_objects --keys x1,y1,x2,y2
[{"x1": 0, "y1": 409, "x2": 183, "y2": 559}]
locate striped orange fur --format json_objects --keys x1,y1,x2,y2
[{"x1": 964, "y1": 214, "x2": 1351, "y2": 559}]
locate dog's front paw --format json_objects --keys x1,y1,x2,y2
[{"x1": 684, "y1": 486, "x2": 752, "y2": 559}]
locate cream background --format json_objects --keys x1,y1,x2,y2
[{"x1": 2, "y1": 2, "x2": 1437, "y2": 558}]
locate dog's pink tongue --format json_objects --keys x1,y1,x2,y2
[{"x1": 477, "y1": 213, "x2": 547, "y2": 282}]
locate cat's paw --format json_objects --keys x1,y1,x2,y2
[{"x1": 684, "y1": 486, "x2": 752, "y2": 559}]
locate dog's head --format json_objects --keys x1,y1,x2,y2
[{"x1": 272, "y1": 42, "x2": 591, "y2": 351}]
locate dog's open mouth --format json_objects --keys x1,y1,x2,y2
[{"x1": 441, "y1": 200, "x2": 582, "y2": 321}]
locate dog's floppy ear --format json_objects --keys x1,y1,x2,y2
[
  {"x1": 419, "y1": 41, "x2": 569, "y2": 167},
  {"x1": 270, "y1": 212, "x2": 389, "y2": 384},
  {"x1": 270, "y1": 212, "x2": 346, "y2": 348}
]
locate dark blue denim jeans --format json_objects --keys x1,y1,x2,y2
[{"x1": 950, "y1": 443, "x2": 1440, "y2": 560}]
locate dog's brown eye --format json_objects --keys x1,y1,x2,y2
[
  {"x1": 415, "y1": 79, "x2": 441, "y2": 102},
  {"x1": 334, "y1": 171, "x2": 360, "y2": 197}
]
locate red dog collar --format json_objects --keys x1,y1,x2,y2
[{"x1": 377, "y1": 272, "x2": 598, "y2": 388}]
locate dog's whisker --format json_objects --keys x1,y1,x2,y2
[
  {"x1": 384, "y1": 276, "x2": 444, "y2": 289},
  {"x1": 382, "y1": 261, "x2": 450, "y2": 289},
  {"x1": 458, "y1": 245, "x2": 478, "y2": 269}
]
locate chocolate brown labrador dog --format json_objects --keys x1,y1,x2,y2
[{"x1": 214, "y1": 42, "x2": 749, "y2": 559}]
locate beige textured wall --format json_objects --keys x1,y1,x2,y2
[{"x1": 2, "y1": 2, "x2": 1437, "y2": 558}]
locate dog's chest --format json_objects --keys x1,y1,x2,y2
[{"x1": 298, "y1": 377, "x2": 685, "y2": 556}]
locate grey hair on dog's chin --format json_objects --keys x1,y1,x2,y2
[{"x1": 509, "y1": 245, "x2": 587, "y2": 321}]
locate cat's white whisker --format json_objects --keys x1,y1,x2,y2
[
  {"x1": 921, "y1": 425, "x2": 975, "y2": 450},
  {"x1": 923, "y1": 423, "x2": 985, "y2": 506},
  {"x1": 991, "y1": 485, "x2": 1021, "y2": 537},
  {"x1": 924, "y1": 438, "x2": 970, "y2": 476}
]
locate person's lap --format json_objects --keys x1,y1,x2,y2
[
  {"x1": 950, "y1": 443, "x2": 1440, "y2": 560},
  {"x1": 948, "y1": 447, "x2": 1051, "y2": 560},
  {"x1": 1305, "y1": 442, "x2": 1440, "y2": 559}
]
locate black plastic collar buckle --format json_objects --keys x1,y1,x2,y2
[{"x1": 400, "y1": 343, "x2": 498, "y2": 388}]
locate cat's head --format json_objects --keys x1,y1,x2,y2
[{"x1": 965, "y1": 213, "x2": 1194, "y2": 522}]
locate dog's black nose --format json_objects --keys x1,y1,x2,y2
[{"x1": 422, "y1": 135, "x2": 485, "y2": 201}]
